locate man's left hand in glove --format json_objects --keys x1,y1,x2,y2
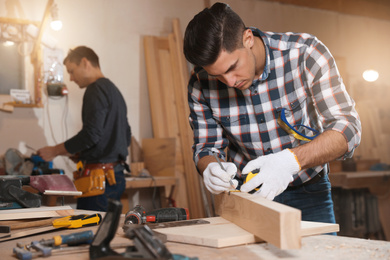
[{"x1": 240, "y1": 149, "x2": 301, "y2": 200}]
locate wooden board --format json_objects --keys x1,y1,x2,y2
[
  {"x1": 130, "y1": 136, "x2": 143, "y2": 163},
  {"x1": 0, "y1": 217, "x2": 57, "y2": 230},
  {"x1": 154, "y1": 216, "x2": 339, "y2": 248},
  {"x1": 143, "y1": 138, "x2": 176, "y2": 177},
  {"x1": 0, "y1": 206, "x2": 74, "y2": 220}
]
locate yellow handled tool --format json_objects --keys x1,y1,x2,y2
[{"x1": 53, "y1": 213, "x2": 102, "y2": 229}]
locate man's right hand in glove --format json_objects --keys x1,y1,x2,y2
[{"x1": 203, "y1": 162, "x2": 238, "y2": 194}]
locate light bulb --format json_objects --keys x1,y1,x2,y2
[
  {"x1": 50, "y1": 3, "x2": 62, "y2": 31},
  {"x1": 3, "y1": 41, "x2": 15, "y2": 47},
  {"x1": 50, "y1": 20, "x2": 62, "y2": 31},
  {"x1": 362, "y1": 69, "x2": 379, "y2": 82}
]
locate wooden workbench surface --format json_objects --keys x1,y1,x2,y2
[{"x1": 1, "y1": 212, "x2": 389, "y2": 260}]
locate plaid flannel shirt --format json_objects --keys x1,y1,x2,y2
[{"x1": 188, "y1": 28, "x2": 361, "y2": 185}]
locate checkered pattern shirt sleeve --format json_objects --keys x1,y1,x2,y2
[{"x1": 187, "y1": 29, "x2": 361, "y2": 185}]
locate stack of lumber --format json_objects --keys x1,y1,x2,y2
[{"x1": 143, "y1": 19, "x2": 205, "y2": 218}]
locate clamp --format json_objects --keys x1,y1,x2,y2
[{"x1": 90, "y1": 199, "x2": 198, "y2": 260}]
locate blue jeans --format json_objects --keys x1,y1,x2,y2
[
  {"x1": 274, "y1": 174, "x2": 337, "y2": 235},
  {"x1": 77, "y1": 170, "x2": 126, "y2": 212}
]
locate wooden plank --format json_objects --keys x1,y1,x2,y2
[
  {"x1": 169, "y1": 21, "x2": 205, "y2": 219},
  {"x1": 143, "y1": 22, "x2": 205, "y2": 217},
  {"x1": 158, "y1": 48, "x2": 180, "y2": 137},
  {"x1": 143, "y1": 36, "x2": 170, "y2": 138},
  {"x1": 214, "y1": 192, "x2": 301, "y2": 249},
  {"x1": 142, "y1": 138, "x2": 176, "y2": 177},
  {"x1": 0, "y1": 217, "x2": 57, "y2": 230},
  {"x1": 130, "y1": 136, "x2": 143, "y2": 163},
  {"x1": 154, "y1": 216, "x2": 339, "y2": 248},
  {"x1": 0, "y1": 206, "x2": 74, "y2": 221},
  {"x1": 155, "y1": 217, "x2": 260, "y2": 248},
  {"x1": 300, "y1": 221, "x2": 339, "y2": 237},
  {"x1": 124, "y1": 176, "x2": 177, "y2": 189}
]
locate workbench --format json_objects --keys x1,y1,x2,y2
[
  {"x1": 329, "y1": 170, "x2": 390, "y2": 240},
  {"x1": 1, "y1": 210, "x2": 390, "y2": 260}
]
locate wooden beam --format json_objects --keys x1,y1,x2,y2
[
  {"x1": 0, "y1": 17, "x2": 39, "y2": 26},
  {"x1": 214, "y1": 192, "x2": 301, "y2": 249}
]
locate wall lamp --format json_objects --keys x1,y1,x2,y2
[
  {"x1": 50, "y1": 2, "x2": 62, "y2": 31},
  {"x1": 362, "y1": 69, "x2": 379, "y2": 83}
]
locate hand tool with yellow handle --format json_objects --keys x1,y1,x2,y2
[
  {"x1": 53, "y1": 213, "x2": 102, "y2": 228},
  {"x1": 41, "y1": 230, "x2": 94, "y2": 247},
  {"x1": 14, "y1": 230, "x2": 94, "y2": 260},
  {"x1": 17, "y1": 230, "x2": 94, "y2": 250}
]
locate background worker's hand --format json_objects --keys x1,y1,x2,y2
[
  {"x1": 37, "y1": 146, "x2": 57, "y2": 162},
  {"x1": 203, "y1": 162, "x2": 238, "y2": 194},
  {"x1": 240, "y1": 149, "x2": 301, "y2": 200},
  {"x1": 37, "y1": 143, "x2": 69, "y2": 162}
]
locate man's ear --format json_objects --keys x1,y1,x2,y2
[
  {"x1": 80, "y1": 57, "x2": 89, "y2": 68},
  {"x1": 243, "y1": 29, "x2": 255, "y2": 49}
]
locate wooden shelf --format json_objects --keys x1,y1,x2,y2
[
  {"x1": 8, "y1": 102, "x2": 43, "y2": 108},
  {"x1": 0, "y1": 102, "x2": 43, "y2": 112}
]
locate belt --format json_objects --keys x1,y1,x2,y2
[
  {"x1": 286, "y1": 169, "x2": 326, "y2": 191},
  {"x1": 85, "y1": 162, "x2": 119, "y2": 170}
]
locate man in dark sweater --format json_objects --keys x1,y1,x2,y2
[{"x1": 38, "y1": 46, "x2": 131, "y2": 211}]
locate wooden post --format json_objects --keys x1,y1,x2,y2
[{"x1": 30, "y1": 0, "x2": 54, "y2": 106}]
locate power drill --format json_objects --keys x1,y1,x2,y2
[{"x1": 124, "y1": 205, "x2": 189, "y2": 225}]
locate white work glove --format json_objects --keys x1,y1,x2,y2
[
  {"x1": 203, "y1": 162, "x2": 238, "y2": 194},
  {"x1": 240, "y1": 149, "x2": 301, "y2": 200}
]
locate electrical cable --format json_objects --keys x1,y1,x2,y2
[
  {"x1": 46, "y1": 97, "x2": 59, "y2": 144},
  {"x1": 60, "y1": 94, "x2": 75, "y2": 171}
]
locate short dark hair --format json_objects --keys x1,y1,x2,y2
[
  {"x1": 63, "y1": 46, "x2": 100, "y2": 68},
  {"x1": 183, "y1": 2, "x2": 246, "y2": 67}
]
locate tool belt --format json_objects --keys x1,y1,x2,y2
[{"x1": 73, "y1": 162, "x2": 118, "y2": 198}]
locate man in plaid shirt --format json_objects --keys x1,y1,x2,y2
[{"x1": 183, "y1": 2, "x2": 361, "y2": 224}]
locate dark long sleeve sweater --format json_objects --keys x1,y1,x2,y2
[{"x1": 64, "y1": 78, "x2": 131, "y2": 164}]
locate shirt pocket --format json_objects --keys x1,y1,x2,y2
[
  {"x1": 279, "y1": 96, "x2": 310, "y2": 134},
  {"x1": 217, "y1": 114, "x2": 249, "y2": 135}
]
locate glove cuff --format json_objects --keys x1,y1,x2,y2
[{"x1": 286, "y1": 148, "x2": 302, "y2": 171}]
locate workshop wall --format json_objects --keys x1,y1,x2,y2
[{"x1": 1, "y1": 0, "x2": 389, "y2": 176}]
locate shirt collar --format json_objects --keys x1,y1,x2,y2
[{"x1": 249, "y1": 27, "x2": 271, "y2": 83}]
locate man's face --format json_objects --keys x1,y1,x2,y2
[
  {"x1": 203, "y1": 47, "x2": 256, "y2": 90},
  {"x1": 203, "y1": 29, "x2": 264, "y2": 91},
  {"x1": 64, "y1": 59, "x2": 89, "y2": 88}
]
